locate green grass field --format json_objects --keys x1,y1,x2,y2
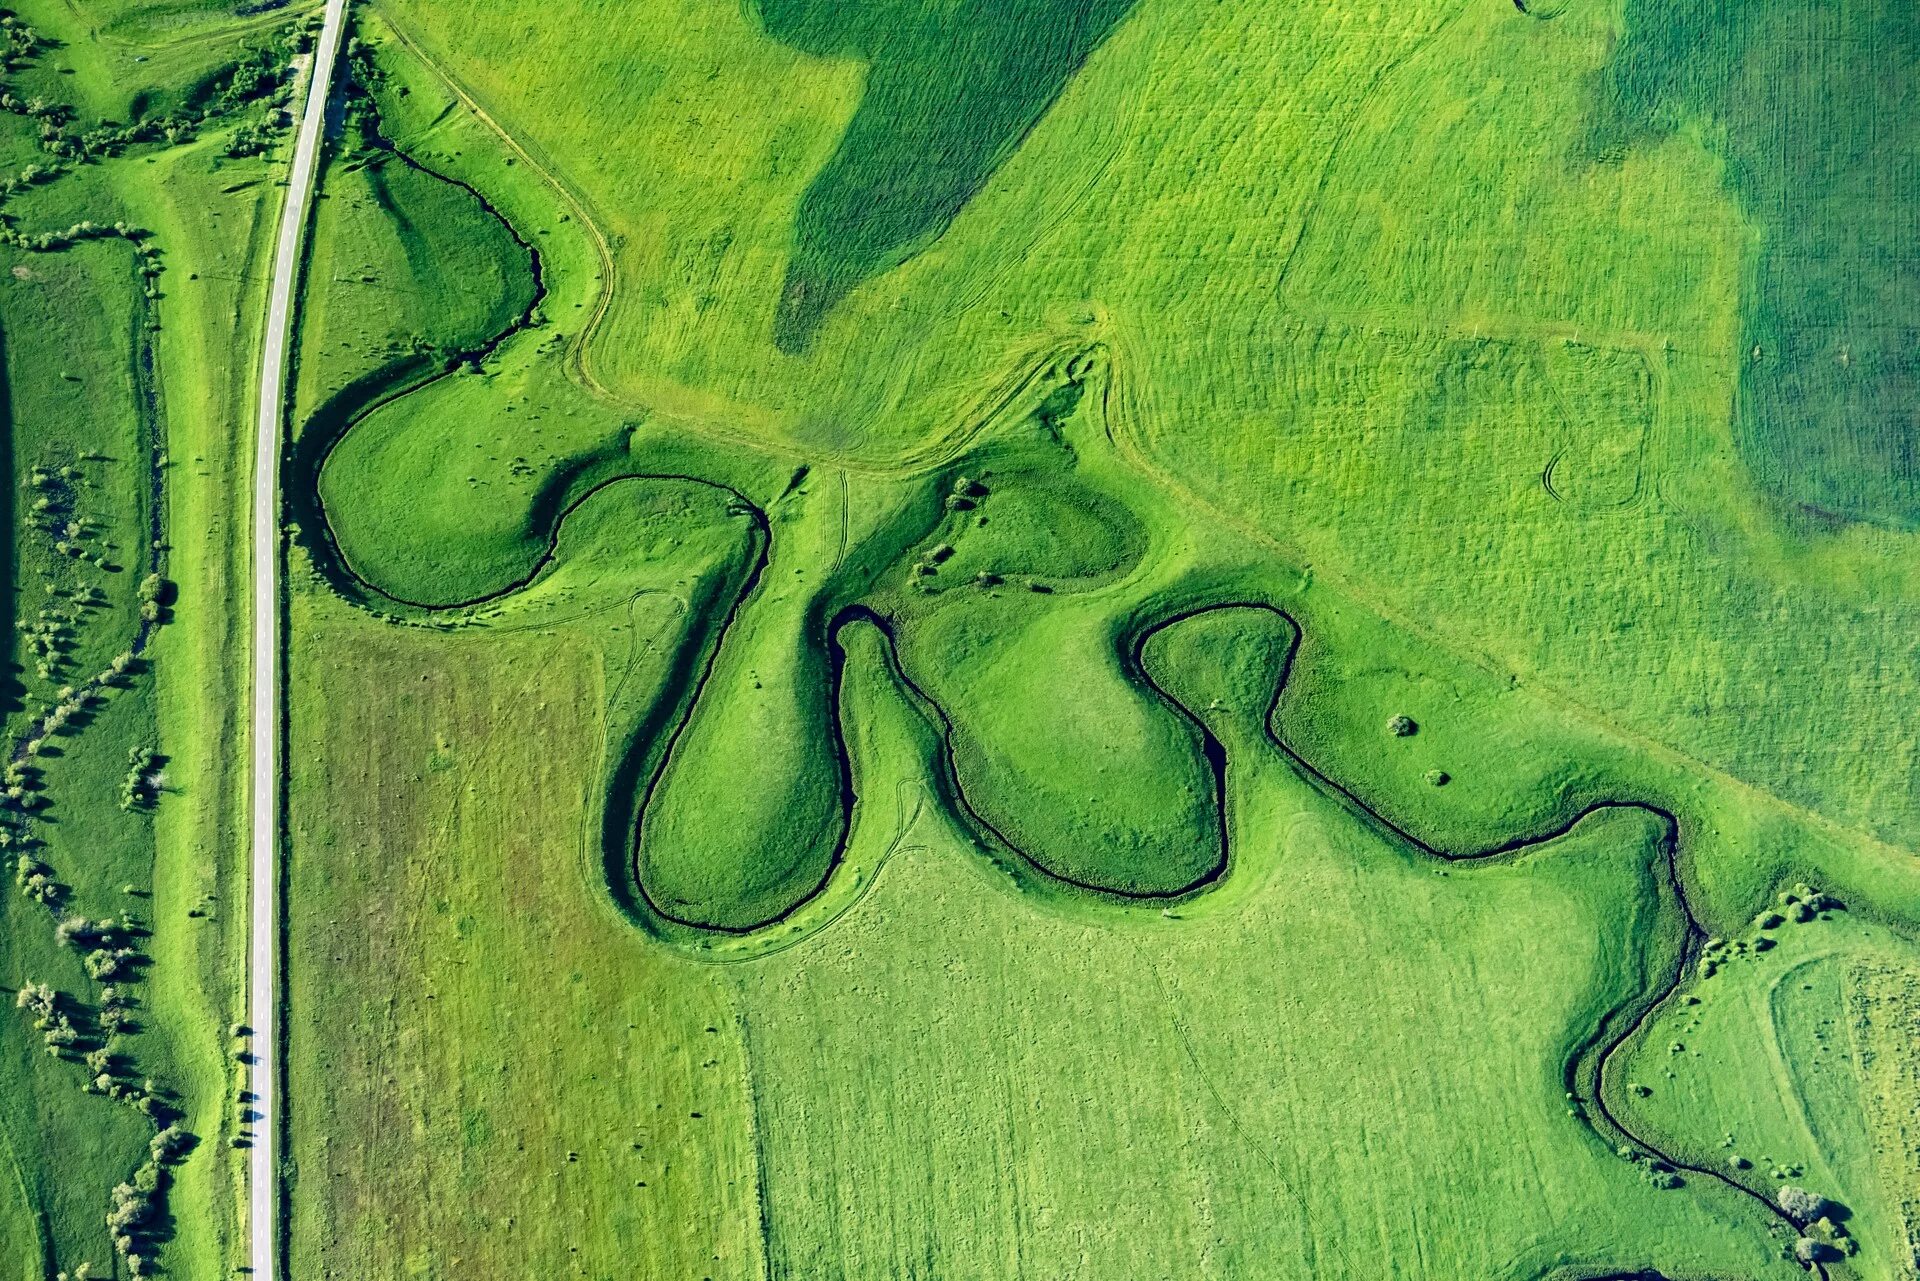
[
  {"x1": 1, "y1": 0, "x2": 1914, "y2": 1277},
  {"x1": 0, "y1": 0, "x2": 302, "y2": 1274},
  {"x1": 274, "y1": 1, "x2": 1920, "y2": 1276}
]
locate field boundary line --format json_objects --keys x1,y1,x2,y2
[{"x1": 375, "y1": 14, "x2": 622, "y2": 403}]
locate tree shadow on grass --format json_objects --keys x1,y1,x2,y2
[{"x1": 755, "y1": 0, "x2": 1139, "y2": 352}]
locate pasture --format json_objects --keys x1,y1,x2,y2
[
  {"x1": 279, "y1": 1, "x2": 1920, "y2": 1280},
  {"x1": 0, "y1": 0, "x2": 306, "y2": 1272}
]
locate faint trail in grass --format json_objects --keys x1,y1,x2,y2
[
  {"x1": 1145, "y1": 961, "x2": 1358, "y2": 1278},
  {"x1": 735, "y1": 1004, "x2": 778, "y2": 1281},
  {"x1": 1271, "y1": 3, "x2": 1466, "y2": 301},
  {"x1": 375, "y1": 13, "x2": 624, "y2": 406},
  {"x1": 0, "y1": 1120, "x2": 50, "y2": 1281},
  {"x1": 832, "y1": 468, "x2": 848, "y2": 576}
]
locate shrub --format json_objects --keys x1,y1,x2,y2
[
  {"x1": 1776, "y1": 1185, "x2": 1827, "y2": 1222},
  {"x1": 85, "y1": 947, "x2": 133, "y2": 981},
  {"x1": 14, "y1": 981, "x2": 55, "y2": 1017},
  {"x1": 149, "y1": 1124, "x2": 188, "y2": 1164},
  {"x1": 1794, "y1": 1237, "x2": 1836, "y2": 1264},
  {"x1": 121, "y1": 747, "x2": 159, "y2": 810},
  {"x1": 106, "y1": 1180, "x2": 151, "y2": 1238}
]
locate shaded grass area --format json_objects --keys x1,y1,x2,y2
[
  {"x1": 295, "y1": 20, "x2": 608, "y2": 607},
  {"x1": 756, "y1": 0, "x2": 1138, "y2": 349},
  {"x1": 290, "y1": 53, "x2": 538, "y2": 426},
  {"x1": 5, "y1": 0, "x2": 304, "y2": 149},
  {"x1": 1589, "y1": 0, "x2": 1920, "y2": 526}
]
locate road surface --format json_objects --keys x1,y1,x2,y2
[{"x1": 252, "y1": 1, "x2": 349, "y2": 1276}]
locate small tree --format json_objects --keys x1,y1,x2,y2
[
  {"x1": 14, "y1": 981, "x2": 55, "y2": 1018},
  {"x1": 1776, "y1": 1185, "x2": 1827, "y2": 1222}
]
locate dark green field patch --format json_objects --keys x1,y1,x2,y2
[
  {"x1": 1590, "y1": 0, "x2": 1920, "y2": 526},
  {"x1": 758, "y1": 0, "x2": 1138, "y2": 349},
  {"x1": 0, "y1": 237, "x2": 173, "y2": 1277}
]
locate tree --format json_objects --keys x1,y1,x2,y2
[
  {"x1": 14, "y1": 980, "x2": 55, "y2": 1018},
  {"x1": 1776, "y1": 1185, "x2": 1827, "y2": 1222}
]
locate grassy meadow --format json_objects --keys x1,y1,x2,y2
[
  {"x1": 364, "y1": 0, "x2": 1920, "y2": 856},
  {"x1": 280, "y1": 1, "x2": 1920, "y2": 1279},
  {"x1": 0, "y1": 0, "x2": 304, "y2": 1273}
]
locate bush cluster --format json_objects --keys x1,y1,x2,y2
[
  {"x1": 0, "y1": 12, "x2": 40, "y2": 72},
  {"x1": 14, "y1": 979, "x2": 78, "y2": 1054},
  {"x1": 121, "y1": 746, "x2": 160, "y2": 810},
  {"x1": 13, "y1": 851, "x2": 60, "y2": 906}
]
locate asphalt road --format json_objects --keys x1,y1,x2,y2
[{"x1": 252, "y1": 1, "x2": 349, "y2": 1276}]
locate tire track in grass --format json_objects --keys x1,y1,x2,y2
[{"x1": 375, "y1": 12, "x2": 623, "y2": 407}]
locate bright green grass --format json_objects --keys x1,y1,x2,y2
[
  {"x1": 287, "y1": 1, "x2": 1920, "y2": 1277},
  {"x1": 730, "y1": 760, "x2": 1731, "y2": 1278},
  {"x1": 131, "y1": 120, "x2": 290, "y2": 1281},
  {"x1": 0, "y1": 0, "x2": 300, "y2": 1271},
  {"x1": 1846, "y1": 962, "x2": 1920, "y2": 1273},
  {"x1": 286, "y1": 533, "x2": 1901, "y2": 1278},
  {"x1": 628, "y1": 507, "x2": 846, "y2": 930},
  {"x1": 370, "y1": 0, "x2": 1920, "y2": 861},
  {"x1": 299, "y1": 17, "x2": 626, "y2": 606},
  {"x1": 1616, "y1": 906, "x2": 1920, "y2": 1275},
  {"x1": 291, "y1": 138, "x2": 1920, "y2": 1272}
]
